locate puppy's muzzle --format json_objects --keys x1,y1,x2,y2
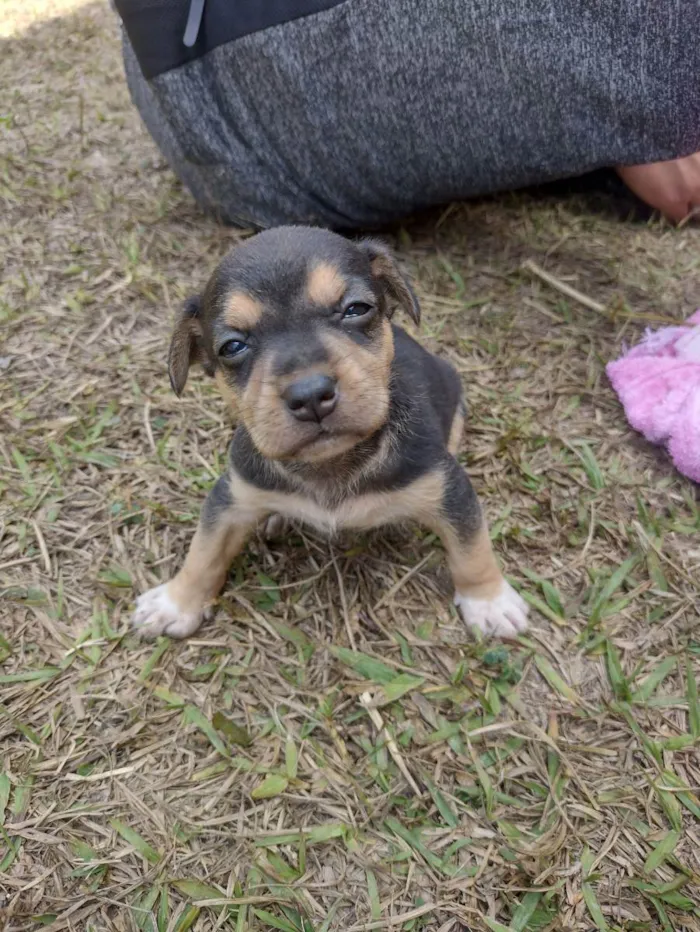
[{"x1": 282, "y1": 373, "x2": 338, "y2": 423}]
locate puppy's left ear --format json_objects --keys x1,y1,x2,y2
[
  {"x1": 358, "y1": 239, "x2": 421, "y2": 325},
  {"x1": 168, "y1": 295, "x2": 212, "y2": 396}
]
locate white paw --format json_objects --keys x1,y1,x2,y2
[
  {"x1": 455, "y1": 580, "x2": 529, "y2": 638},
  {"x1": 132, "y1": 584, "x2": 208, "y2": 640}
]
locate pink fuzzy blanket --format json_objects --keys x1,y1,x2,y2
[{"x1": 606, "y1": 310, "x2": 700, "y2": 483}]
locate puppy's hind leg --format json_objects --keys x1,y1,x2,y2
[
  {"x1": 430, "y1": 459, "x2": 528, "y2": 639},
  {"x1": 132, "y1": 473, "x2": 265, "y2": 640}
]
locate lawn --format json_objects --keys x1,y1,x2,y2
[{"x1": 1, "y1": 2, "x2": 699, "y2": 930}]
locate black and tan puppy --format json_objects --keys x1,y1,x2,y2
[{"x1": 133, "y1": 228, "x2": 528, "y2": 639}]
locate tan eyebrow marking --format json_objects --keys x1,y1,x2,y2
[
  {"x1": 223, "y1": 292, "x2": 264, "y2": 330},
  {"x1": 306, "y1": 262, "x2": 346, "y2": 306}
]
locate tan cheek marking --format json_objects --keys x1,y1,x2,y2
[
  {"x1": 379, "y1": 318, "x2": 395, "y2": 374},
  {"x1": 321, "y1": 330, "x2": 392, "y2": 434},
  {"x1": 223, "y1": 292, "x2": 264, "y2": 331},
  {"x1": 240, "y1": 352, "x2": 273, "y2": 431},
  {"x1": 306, "y1": 262, "x2": 346, "y2": 306},
  {"x1": 239, "y1": 353, "x2": 303, "y2": 459},
  {"x1": 215, "y1": 371, "x2": 240, "y2": 411},
  {"x1": 447, "y1": 407, "x2": 464, "y2": 456}
]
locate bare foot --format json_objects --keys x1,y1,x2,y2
[{"x1": 616, "y1": 152, "x2": 700, "y2": 223}]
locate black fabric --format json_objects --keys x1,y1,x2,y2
[{"x1": 114, "y1": 0, "x2": 348, "y2": 79}]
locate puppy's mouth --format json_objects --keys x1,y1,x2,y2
[{"x1": 283, "y1": 425, "x2": 364, "y2": 462}]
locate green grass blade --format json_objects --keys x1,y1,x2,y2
[
  {"x1": 171, "y1": 880, "x2": 223, "y2": 901},
  {"x1": 510, "y1": 891, "x2": 542, "y2": 931},
  {"x1": 212, "y1": 711, "x2": 252, "y2": 748},
  {"x1": 138, "y1": 639, "x2": 170, "y2": 681},
  {"x1": 644, "y1": 830, "x2": 680, "y2": 874},
  {"x1": 109, "y1": 819, "x2": 160, "y2": 864},
  {"x1": 632, "y1": 657, "x2": 676, "y2": 703},
  {"x1": 534, "y1": 655, "x2": 579, "y2": 704},
  {"x1": 484, "y1": 920, "x2": 511, "y2": 932},
  {"x1": 183, "y1": 705, "x2": 230, "y2": 758},
  {"x1": 329, "y1": 646, "x2": 397, "y2": 684},
  {"x1": 253, "y1": 909, "x2": 299, "y2": 932},
  {"x1": 251, "y1": 773, "x2": 288, "y2": 800},
  {"x1": 285, "y1": 734, "x2": 298, "y2": 780},
  {"x1": 172, "y1": 906, "x2": 200, "y2": 932},
  {"x1": 0, "y1": 773, "x2": 11, "y2": 825},
  {"x1": 424, "y1": 777, "x2": 459, "y2": 828},
  {"x1": 582, "y1": 882, "x2": 609, "y2": 931},
  {"x1": 685, "y1": 658, "x2": 700, "y2": 738},
  {"x1": 588, "y1": 556, "x2": 638, "y2": 625},
  {"x1": 604, "y1": 640, "x2": 630, "y2": 700},
  {"x1": 366, "y1": 868, "x2": 381, "y2": 920}
]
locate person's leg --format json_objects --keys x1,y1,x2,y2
[{"x1": 116, "y1": 1, "x2": 700, "y2": 229}]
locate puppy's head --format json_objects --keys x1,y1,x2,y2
[{"x1": 169, "y1": 227, "x2": 420, "y2": 463}]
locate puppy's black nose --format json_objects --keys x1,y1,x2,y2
[{"x1": 283, "y1": 374, "x2": 338, "y2": 422}]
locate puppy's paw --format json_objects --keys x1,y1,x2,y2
[
  {"x1": 262, "y1": 513, "x2": 287, "y2": 541},
  {"x1": 132, "y1": 584, "x2": 209, "y2": 640},
  {"x1": 455, "y1": 580, "x2": 529, "y2": 639}
]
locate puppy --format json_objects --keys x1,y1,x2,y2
[{"x1": 133, "y1": 227, "x2": 528, "y2": 639}]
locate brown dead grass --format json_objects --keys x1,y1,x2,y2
[{"x1": 1, "y1": 2, "x2": 700, "y2": 930}]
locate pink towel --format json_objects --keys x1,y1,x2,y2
[{"x1": 606, "y1": 309, "x2": 700, "y2": 483}]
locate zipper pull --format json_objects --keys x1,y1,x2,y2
[{"x1": 183, "y1": 0, "x2": 206, "y2": 47}]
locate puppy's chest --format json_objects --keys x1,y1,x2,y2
[{"x1": 267, "y1": 486, "x2": 405, "y2": 535}]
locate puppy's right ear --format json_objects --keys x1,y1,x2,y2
[{"x1": 168, "y1": 295, "x2": 204, "y2": 397}]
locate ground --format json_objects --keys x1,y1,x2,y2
[{"x1": 1, "y1": 2, "x2": 700, "y2": 930}]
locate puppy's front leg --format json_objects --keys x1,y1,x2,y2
[
  {"x1": 430, "y1": 459, "x2": 529, "y2": 638},
  {"x1": 132, "y1": 474, "x2": 264, "y2": 639}
]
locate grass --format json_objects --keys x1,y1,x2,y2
[{"x1": 2, "y1": 1, "x2": 700, "y2": 929}]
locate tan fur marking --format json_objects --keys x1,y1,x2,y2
[
  {"x1": 321, "y1": 326, "x2": 394, "y2": 441},
  {"x1": 215, "y1": 370, "x2": 239, "y2": 411},
  {"x1": 306, "y1": 262, "x2": 346, "y2": 306},
  {"x1": 233, "y1": 318, "x2": 395, "y2": 463},
  {"x1": 447, "y1": 408, "x2": 464, "y2": 456},
  {"x1": 167, "y1": 514, "x2": 260, "y2": 614},
  {"x1": 377, "y1": 318, "x2": 395, "y2": 377},
  {"x1": 239, "y1": 350, "x2": 295, "y2": 458},
  {"x1": 223, "y1": 292, "x2": 264, "y2": 331},
  {"x1": 228, "y1": 467, "x2": 445, "y2": 534},
  {"x1": 437, "y1": 520, "x2": 504, "y2": 601}
]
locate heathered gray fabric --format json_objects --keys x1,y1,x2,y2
[{"x1": 121, "y1": 0, "x2": 700, "y2": 230}]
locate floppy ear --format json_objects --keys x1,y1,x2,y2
[
  {"x1": 168, "y1": 295, "x2": 207, "y2": 396},
  {"x1": 358, "y1": 239, "x2": 421, "y2": 325}
]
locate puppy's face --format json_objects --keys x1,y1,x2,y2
[{"x1": 169, "y1": 228, "x2": 420, "y2": 463}]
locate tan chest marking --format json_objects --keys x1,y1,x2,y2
[{"x1": 229, "y1": 468, "x2": 445, "y2": 535}]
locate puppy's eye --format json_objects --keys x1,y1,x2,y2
[
  {"x1": 219, "y1": 339, "x2": 248, "y2": 359},
  {"x1": 342, "y1": 302, "x2": 373, "y2": 320}
]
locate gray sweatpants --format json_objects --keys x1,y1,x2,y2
[{"x1": 120, "y1": 1, "x2": 700, "y2": 230}]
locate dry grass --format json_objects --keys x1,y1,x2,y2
[{"x1": 2, "y1": 2, "x2": 700, "y2": 930}]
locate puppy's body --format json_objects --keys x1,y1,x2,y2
[{"x1": 133, "y1": 228, "x2": 528, "y2": 640}]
